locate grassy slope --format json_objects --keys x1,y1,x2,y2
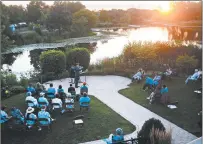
[
  {"x1": 119, "y1": 77, "x2": 202, "y2": 136},
  {"x1": 1, "y1": 94, "x2": 135, "y2": 144}
]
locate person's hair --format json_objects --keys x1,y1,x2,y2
[
  {"x1": 27, "y1": 113, "x2": 31, "y2": 119},
  {"x1": 1, "y1": 106, "x2": 6, "y2": 110},
  {"x1": 29, "y1": 83, "x2": 32, "y2": 87},
  {"x1": 163, "y1": 85, "x2": 166, "y2": 88},
  {"x1": 50, "y1": 83, "x2": 53, "y2": 87},
  {"x1": 83, "y1": 92, "x2": 87, "y2": 97},
  {"x1": 70, "y1": 84, "x2": 72, "y2": 86},
  {"x1": 59, "y1": 85, "x2": 62, "y2": 89},
  {"x1": 55, "y1": 94, "x2": 59, "y2": 98}
]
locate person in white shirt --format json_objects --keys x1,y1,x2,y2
[
  {"x1": 132, "y1": 69, "x2": 143, "y2": 82},
  {"x1": 185, "y1": 69, "x2": 200, "y2": 84},
  {"x1": 165, "y1": 68, "x2": 172, "y2": 76},
  {"x1": 52, "y1": 94, "x2": 63, "y2": 108},
  {"x1": 25, "y1": 93, "x2": 38, "y2": 107}
]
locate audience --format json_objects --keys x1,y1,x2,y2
[
  {"x1": 38, "y1": 92, "x2": 49, "y2": 107},
  {"x1": 185, "y1": 69, "x2": 201, "y2": 84},
  {"x1": 25, "y1": 107, "x2": 39, "y2": 129},
  {"x1": 25, "y1": 93, "x2": 38, "y2": 107},
  {"x1": 153, "y1": 73, "x2": 162, "y2": 87},
  {"x1": 80, "y1": 82, "x2": 88, "y2": 95},
  {"x1": 105, "y1": 128, "x2": 124, "y2": 144},
  {"x1": 57, "y1": 85, "x2": 64, "y2": 93},
  {"x1": 79, "y1": 92, "x2": 90, "y2": 107},
  {"x1": 10, "y1": 107, "x2": 24, "y2": 124},
  {"x1": 52, "y1": 94, "x2": 63, "y2": 108},
  {"x1": 160, "y1": 85, "x2": 169, "y2": 105},
  {"x1": 132, "y1": 69, "x2": 142, "y2": 82},
  {"x1": 0, "y1": 106, "x2": 12, "y2": 124},
  {"x1": 68, "y1": 84, "x2": 75, "y2": 93},
  {"x1": 38, "y1": 106, "x2": 54, "y2": 127}
]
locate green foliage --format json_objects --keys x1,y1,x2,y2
[
  {"x1": 9, "y1": 85, "x2": 25, "y2": 94},
  {"x1": 40, "y1": 50, "x2": 66, "y2": 74},
  {"x1": 1, "y1": 71, "x2": 18, "y2": 87},
  {"x1": 65, "y1": 48, "x2": 90, "y2": 70},
  {"x1": 138, "y1": 118, "x2": 166, "y2": 144},
  {"x1": 7, "y1": 5, "x2": 26, "y2": 24},
  {"x1": 73, "y1": 9, "x2": 97, "y2": 29},
  {"x1": 150, "y1": 127, "x2": 172, "y2": 144},
  {"x1": 19, "y1": 75, "x2": 29, "y2": 88},
  {"x1": 21, "y1": 31, "x2": 42, "y2": 44},
  {"x1": 99, "y1": 10, "x2": 110, "y2": 22}
]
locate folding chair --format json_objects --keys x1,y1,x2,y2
[
  {"x1": 65, "y1": 102, "x2": 75, "y2": 112},
  {"x1": 25, "y1": 118, "x2": 36, "y2": 130},
  {"x1": 72, "y1": 115, "x2": 84, "y2": 128},
  {"x1": 52, "y1": 103, "x2": 62, "y2": 111},
  {"x1": 46, "y1": 92, "x2": 55, "y2": 101},
  {"x1": 70, "y1": 91, "x2": 76, "y2": 100},
  {"x1": 80, "y1": 102, "x2": 90, "y2": 111},
  {"x1": 26, "y1": 100, "x2": 35, "y2": 108},
  {"x1": 38, "y1": 118, "x2": 52, "y2": 131},
  {"x1": 38, "y1": 101, "x2": 48, "y2": 108}
]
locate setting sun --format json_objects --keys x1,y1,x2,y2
[{"x1": 157, "y1": 1, "x2": 172, "y2": 13}]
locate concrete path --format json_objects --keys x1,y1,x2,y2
[{"x1": 44, "y1": 75, "x2": 197, "y2": 144}]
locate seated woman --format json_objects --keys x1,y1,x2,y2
[
  {"x1": 80, "y1": 82, "x2": 88, "y2": 95},
  {"x1": 26, "y1": 84, "x2": 36, "y2": 95},
  {"x1": 132, "y1": 69, "x2": 142, "y2": 82},
  {"x1": 164, "y1": 68, "x2": 172, "y2": 76},
  {"x1": 149, "y1": 87, "x2": 162, "y2": 104},
  {"x1": 0, "y1": 106, "x2": 12, "y2": 124},
  {"x1": 65, "y1": 95, "x2": 75, "y2": 111},
  {"x1": 38, "y1": 92, "x2": 49, "y2": 108},
  {"x1": 153, "y1": 73, "x2": 162, "y2": 87},
  {"x1": 38, "y1": 106, "x2": 55, "y2": 127},
  {"x1": 52, "y1": 94, "x2": 63, "y2": 109},
  {"x1": 143, "y1": 76, "x2": 154, "y2": 91},
  {"x1": 47, "y1": 83, "x2": 56, "y2": 99},
  {"x1": 57, "y1": 85, "x2": 64, "y2": 93},
  {"x1": 185, "y1": 69, "x2": 201, "y2": 84},
  {"x1": 104, "y1": 128, "x2": 124, "y2": 144},
  {"x1": 10, "y1": 107, "x2": 24, "y2": 124},
  {"x1": 25, "y1": 107, "x2": 40, "y2": 130},
  {"x1": 79, "y1": 92, "x2": 90, "y2": 107}
]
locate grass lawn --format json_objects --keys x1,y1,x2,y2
[
  {"x1": 1, "y1": 94, "x2": 135, "y2": 144},
  {"x1": 119, "y1": 77, "x2": 202, "y2": 137}
]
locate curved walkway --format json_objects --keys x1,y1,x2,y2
[{"x1": 44, "y1": 75, "x2": 197, "y2": 144}]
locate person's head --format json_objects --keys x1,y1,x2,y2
[
  {"x1": 29, "y1": 83, "x2": 32, "y2": 87},
  {"x1": 1, "y1": 105, "x2": 6, "y2": 111},
  {"x1": 83, "y1": 92, "x2": 87, "y2": 97},
  {"x1": 116, "y1": 128, "x2": 123, "y2": 136},
  {"x1": 27, "y1": 92, "x2": 32, "y2": 97},
  {"x1": 41, "y1": 106, "x2": 46, "y2": 111},
  {"x1": 163, "y1": 85, "x2": 166, "y2": 88},
  {"x1": 76, "y1": 63, "x2": 79, "y2": 66},
  {"x1": 55, "y1": 93, "x2": 59, "y2": 98},
  {"x1": 139, "y1": 69, "x2": 142, "y2": 72},
  {"x1": 50, "y1": 83, "x2": 53, "y2": 87},
  {"x1": 59, "y1": 85, "x2": 62, "y2": 89},
  {"x1": 70, "y1": 84, "x2": 72, "y2": 87},
  {"x1": 195, "y1": 69, "x2": 198, "y2": 72},
  {"x1": 26, "y1": 107, "x2": 34, "y2": 114},
  {"x1": 83, "y1": 82, "x2": 86, "y2": 86},
  {"x1": 40, "y1": 92, "x2": 45, "y2": 97}
]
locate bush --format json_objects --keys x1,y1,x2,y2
[
  {"x1": 19, "y1": 76, "x2": 29, "y2": 88},
  {"x1": 21, "y1": 31, "x2": 42, "y2": 44},
  {"x1": 40, "y1": 50, "x2": 66, "y2": 74},
  {"x1": 150, "y1": 127, "x2": 172, "y2": 144},
  {"x1": 138, "y1": 118, "x2": 166, "y2": 144},
  {"x1": 65, "y1": 48, "x2": 90, "y2": 70},
  {"x1": 9, "y1": 85, "x2": 25, "y2": 94},
  {"x1": 1, "y1": 71, "x2": 18, "y2": 87},
  {"x1": 41, "y1": 71, "x2": 69, "y2": 83}
]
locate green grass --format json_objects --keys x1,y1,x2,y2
[
  {"x1": 119, "y1": 77, "x2": 202, "y2": 136},
  {"x1": 1, "y1": 94, "x2": 135, "y2": 144}
]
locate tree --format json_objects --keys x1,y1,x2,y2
[
  {"x1": 26, "y1": 1, "x2": 46, "y2": 23},
  {"x1": 99, "y1": 10, "x2": 110, "y2": 22},
  {"x1": 40, "y1": 50, "x2": 66, "y2": 74},
  {"x1": 7, "y1": 5, "x2": 26, "y2": 24},
  {"x1": 73, "y1": 9, "x2": 97, "y2": 29},
  {"x1": 65, "y1": 48, "x2": 90, "y2": 70},
  {"x1": 63, "y1": 2, "x2": 85, "y2": 14},
  {"x1": 71, "y1": 16, "x2": 89, "y2": 38},
  {"x1": 46, "y1": 1, "x2": 72, "y2": 35},
  {"x1": 176, "y1": 54, "x2": 198, "y2": 74}
]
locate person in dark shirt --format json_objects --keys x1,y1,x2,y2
[
  {"x1": 68, "y1": 84, "x2": 75, "y2": 93},
  {"x1": 70, "y1": 65, "x2": 75, "y2": 84}
]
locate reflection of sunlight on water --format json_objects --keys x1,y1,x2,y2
[
  {"x1": 128, "y1": 27, "x2": 169, "y2": 42},
  {"x1": 90, "y1": 36, "x2": 129, "y2": 64},
  {"x1": 2, "y1": 51, "x2": 34, "y2": 78}
]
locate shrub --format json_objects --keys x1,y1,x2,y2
[
  {"x1": 40, "y1": 50, "x2": 66, "y2": 74},
  {"x1": 19, "y1": 76, "x2": 29, "y2": 88},
  {"x1": 138, "y1": 118, "x2": 166, "y2": 144},
  {"x1": 1, "y1": 71, "x2": 18, "y2": 87},
  {"x1": 9, "y1": 85, "x2": 25, "y2": 94},
  {"x1": 21, "y1": 31, "x2": 42, "y2": 44},
  {"x1": 65, "y1": 48, "x2": 90, "y2": 70},
  {"x1": 150, "y1": 127, "x2": 172, "y2": 144}
]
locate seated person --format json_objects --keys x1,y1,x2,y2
[
  {"x1": 25, "y1": 93, "x2": 38, "y2": 107},
  {"x1": 79, "y1": 92, "x2": 90, "y2": 107},
  {"x1": 185, "y1": 69, "x2": 200, "y2": 84},
  {"x1": 164, "y1": 68, "x2": 172, "y2": 76},
  {"x1": 52, "y1": 94, "x2": 63, "y2": 108},
  {"x1": 57, "y1": 85, "x2": 64, "y2": 93},
  {"x1": 0, "y1": 106, "x2": 12, "y2": 124},
  {"x1": 25, "y1": 107, "x2": 37, "y2": 127},
  {"x1": 80, "y1": 82, "x2": 88, "y2": 95},
  {"x1": 153, "y1": 74, "x2": 162, "y2": 87},
  {"x1": 143, "y1": 76, "x2": 154, "y2": 91},
  {"x1": 47, "y1": 83, "x2": 56, "y2": 98},
  {"x1": 68, "y1": 84, "x2": 75, "y2": 93},
  {"x1": 149, "y1": 87, "x2": 162, "y2": 104},
  {"x1": 132, "y1": 69, "x2": 142, "y2": 82},
  {"x1": 38, "y1": 92, "x2": 49, "y2": 107},
  {"x1": 65, "y1": 95, "x2": 74, "y2": 110},
  {"x1": 35, "y1": 82, "x2": 45, "y2": 96},
  {"x1": 26, "y1": 83, "x2": 36, "y2": 95},
  {"x1": 104, "y1": 128, "x2": 124, "y2": 144},
  {"x1": 10, "y1": 107, "x2": 24, "y2": 124},
  {"x1": 26, "y1": 92, "x2": 32, "y2": 97},
  {"x1": 38, "y1": 106, "x2": 55, "y2": 126}
]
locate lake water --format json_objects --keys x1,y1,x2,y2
[{"x1": 1, "y1": 27, "x2": 200, "y2": 78}]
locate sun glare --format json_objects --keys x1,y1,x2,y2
[{"x1": 157, "y1": 1, "x2": 171, "y2": 13}]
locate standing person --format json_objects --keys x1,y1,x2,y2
[
  {"x1": 74, "y1": 63, "x2": 83, "y2": 88},
  {"x1": 70, "y1": 65, "x2": 75, "y2": 84}
]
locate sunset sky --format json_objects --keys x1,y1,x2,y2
[{"x1": 2, "y1": 1, "x2": 173, "y2": 11}]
